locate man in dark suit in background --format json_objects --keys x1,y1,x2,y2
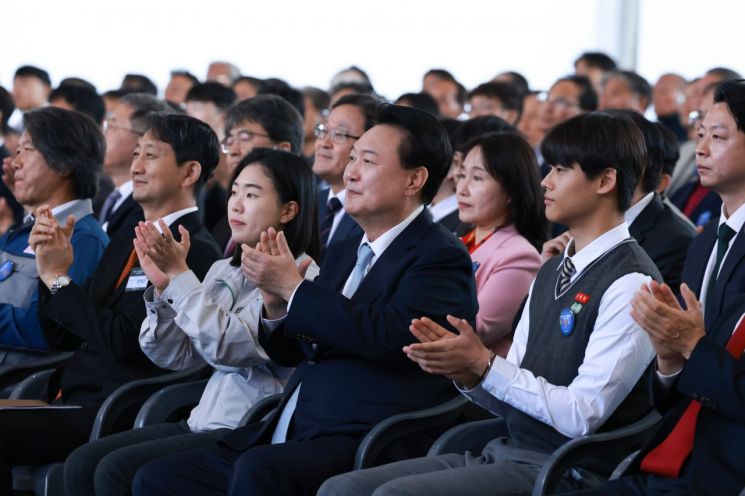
[
  {"x1": 99, "y1": 94, "x2": 172, "y2": 239},
  {"x1": 313, "y1": 94, "x2": 379, "y2": 260},
  {"x1": 132, "y1": 104, "x2": 478, "y2": 496},
  {"x1": 619, "y1": 111, "x2": 696, "y2": 290},
  {"x1": 0, "y1": 113, "x2": 222, "y2": 493}
]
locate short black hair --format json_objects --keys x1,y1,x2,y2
[
  {"x1": 541, "y1": 111, "x2": 646, "y2": 212},
  {"x1": 185, "y1": 82, "x2": 236, "y2": 111},
  {"x1": 707, "y1": 67, "x2": 742, "y2": 82},
  {"x1": 23, "y1": 107, "x2": 104, "y2": 199},
  {"x1": 469, "y1": 82, "x2": 524, "y2": 120},
  {"x1": 58, "y1": 77, "x2": 97, "y2": 92},
  {"x1": 494, "y1": 71, "x2": 530, "y2": 95},
  {"x1": 331, "y1": 93, "x2": 380, "y2": 131},
  {"x1": 714, "y1": 79, "x2": 745, "y2": 133},
  {"x1": 329, "y1": 81, "x2": 375, "y2": 101},
  {"x1": 120, "y1": 93, "x2": 173, "y2": 134},
  {"x1": 574, "y1": 52, "x2": 617, "y2": 71},
  {"x1": 656, "y1": 123, "x2": 680, "y2": 177},
  {"x1": 302, "y1": 87, "x2": 330, "y2": 114},
  {"x1": 375, "y1": 104, "x2": 452, "y2": 204},
  {"x1": 0, "y1": 86, "x2": 15, "y2": 134},
  {"x1": 170, "y1": 70, "x2": 199, "y2": 86},
  {"x1": 553, "y1": 75, "x2": 598, "y2": 111},
  {"x1": 606, "y1": 110, "x2": 666, "y2": 193},
  {"x1": 233, "y1": 76, "x2": 264, "y2": 94},
  {"x1": 604, "y1": 70, "x2": 653, "y2": 109},
  {"x1": 463, "y1": 132, "x2": 547, "y2": 251},
  {"x1": 452, "y1": 115, "x2": 516, "y2": 152},
  {"x1": 49, "y1": 84, "x2": 105, "y2": 124},
  {"x1": 14, "y1": 65, "x2": 51, "y2": 86},
  {"x1": 121, "y1": 74, "x2": 157, "y2": 96},
  {"x1": 228, "y1": 148, "x2": 320, "y2": 266},
  {"x1": 424, "y1": 68, "x2": 456, "y2": 83},
  {"x1": 143, "y1": 113, "x2": 220, "y2": 196},
  {"x1": 395, "y1": 92, "x2": 440, "y2": 117},
  {"x1": 225, "y1": 95, "x2": 304, "y2": 154},
  {"x1": 258, "y1": 78, "x2": 305, "y2": 118}
]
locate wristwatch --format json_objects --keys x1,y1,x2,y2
[{"x1": 49, "y1": 274, "x2": 72, "y2": 295}]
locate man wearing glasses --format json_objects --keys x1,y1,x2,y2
[
  {"x1": 212, "y1": 94, "x2": 304, "y2": 253},
  {"x1": 101, "y1": 93, "x2": 172, "y2": 239},
  {"x1": 312, "y1": 94, "x2": 379, "y2": 259}
]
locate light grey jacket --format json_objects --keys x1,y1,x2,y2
[{"x1": 139, "y1": 256, "x2": 319, "y2": 432}]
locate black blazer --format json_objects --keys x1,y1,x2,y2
[
  {"x1": 436, "y1": 209, "x2": 471, "y2": 238},
  {"x1": 105, "y1": 194, "x2": 144, "y2": 241},
  {"x1": 317, "y1": 189, "x2": 362, "y2": 262},
  {"x1": 38, "y1": 211, "x2": 221, "y2": 404},
  {"x1": 629, "y1": 193, "x2": 696, "y2": 291},
  {"x1": 681, "y1": 218, "x2": 745, "y2": 329},
  {"x1": 222, "y1": 209, "x2": 478, "y2": 450},
  {"x1": 632, "y1": 295, "x2": 745, "y2": 494}
]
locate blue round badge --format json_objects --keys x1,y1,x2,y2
[
  {"x1": 0, "y1": 260, "x2": 14, "y2": 282},
  {"x1": 559, "y1": 308, "x2": 575, "y2": 336}
]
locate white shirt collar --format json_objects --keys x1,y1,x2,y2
[
  {"x1": 717, "y1": 201, "x2": 745, "y2": 234},
  {"x1": 153, "y1": 206, "x2": 199, "y2": 233},
  {"x1": 360, "y1": 205, "x2": 424, "y2": 268},
  {"x1": 624, "y1": 192, "x2": 655, "y2": 226},
  {"x1": 113, "y1": 180, "x2": 134, "y2": 212},
  {"x1": 428, "y1": 194, "x2": 458, "y2": 222},
  {"x1": 561, "y1": 222, "x2": 631, "y2": 279}
]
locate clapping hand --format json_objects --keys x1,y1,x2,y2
[
  {"x1": 404, "y1": 315, "x2": 491, "y2": 389},
  {"x1": 30, "y1": 205, "x2": 75, "y2": 289},
  {"x1": 134, "y1": 220, "x2": 190, "y2": 279}
]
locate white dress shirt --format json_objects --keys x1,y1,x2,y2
[
  {"x1": 428, "y1": 194, "x2": 458, "y2": 223},
  {"x1": 624, "y1": 191, "x2": 655, "y2": 226},
  {"x1": 101, "y1": 180, "x2": 134, "y2": 232},
  {"x1": 699, "y1": 202, "x2": 745, "y2": 308},
  {"x1": 460, "y1": 222, "x2": 655, "y2": 438}
]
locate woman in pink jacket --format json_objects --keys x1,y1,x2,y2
[{"x1": 457, "y1": 132, "x2": 547, "y2": 357}]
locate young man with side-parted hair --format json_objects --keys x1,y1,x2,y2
[{"x1": 319, "y1": 111, "x2": 663, "y2": 496}]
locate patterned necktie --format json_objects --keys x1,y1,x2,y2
[
  {"x1": 319, "y1": 197, "x2": 343, "y2": 250},
  {"x1": 556, "y1": 256, "x2": 576, "y2": 296},
  {"x1": 705, "y1": 223, "x2": 736, "y2": 316},
  {"x1": 343, "y1": 243, "x2": 374, "y2": 298},
  {"x1": 98, "y1": 190, "x2": 122, "y2": 224}
]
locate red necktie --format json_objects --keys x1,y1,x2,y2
[{"x1": 640, "y1": 314, "x2": 745, "y2": 477}]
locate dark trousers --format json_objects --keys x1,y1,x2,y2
[
  {"x1": 561, "y1": 472, "x2": 693, "y2": 495},
  {"x1": 64, "y1": 420, "x2": 228, "y2": 496},
  {"x1": 0, "y1": 405, "x2": 99, "y2": 493},
  {"x1": 132, "y1": 434, "x2": 360, "y2": 496}
]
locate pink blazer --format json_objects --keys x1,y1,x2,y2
[{"x1": 470, "y1": 224, "x2": 541, "y2": 357}]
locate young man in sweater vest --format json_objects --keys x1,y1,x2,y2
[{"x1": 319, "y1": 111, "x2": 662, "y2": 496}]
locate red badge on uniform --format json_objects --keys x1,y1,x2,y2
[{"x1": 575, "y1": 292, "x2": 590, "y2": 304}]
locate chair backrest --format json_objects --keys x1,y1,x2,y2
[
  {"x1": 88, "y1": 364, "x2": 209, "y2": 441},
  {"x1": 0, "y1": 352, "x2": 74, "y2": 397},
  {"x1": 8, "y1": 369, "x2": 56, "y2": 400},
  {"x1": 427, "y1": 416, "x2": 507, "y2": 457},
  {"x1": 133, "y1": 378, "x2": 209, "y2": 429},
  {"x1": 238, "y1": 393, "x2": 282, "y2": 427}
]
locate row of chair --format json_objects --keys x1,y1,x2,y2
[{"x1": 2, "y1": 358, "x2": 662, "y2": 496}]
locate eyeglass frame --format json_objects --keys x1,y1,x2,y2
[
  {"x1": 537, "y1": 91, "x2": 580, "y2": 110},
  {"x1": 103, "y1": 119, "x2": 144, "y2": 136},
  {"x1": 221, "y1": 129, "x2": 273, "y2": 154},
  {"x1": 314, "y1": 123, "x2": 361, "y2": 144}
]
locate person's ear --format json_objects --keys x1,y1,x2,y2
[
  {"x1": 596, "y1": 167, "x2": 617, "y2": 196},
  {"x1": 656, "y1": 173, "x2": 671, "y2": 194},
  {"x1": 275, "y1": 141, "x2": 292, "y2": 152},
  {"x1": 405, "y1": 166, "x2": 429, "y2": 198},
  {"x1": 181, "y1": 160, "x2": 202, "y2": 188},
  {"x1": 279, "y1": 200, "x2": 299, "y2": 225}
]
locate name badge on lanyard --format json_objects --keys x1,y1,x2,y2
[{"x1": 125, "y1": 267, "x2": 148, "y2": 292}]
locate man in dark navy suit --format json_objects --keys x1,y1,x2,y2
[
  {"x1": 133, "y1": 104, "x2": 478, "y2": 496},
  {"x1": 313, "y1": 94, "x2": 379, "y2": 260},
  {"x1": 568, "y1": 79, "x2": 745, "y2": 495}
]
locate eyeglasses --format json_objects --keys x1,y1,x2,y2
[
  {"x1": 314, "y1": 123, "x2": 360, "y2": 144},
  {"x1": 103, "y1": 119, "x2": 144, "y2": 136},
  {"x1": 221, "y1": 129, "x2": 272, "y2": 154},
  {"x1": 537, "y1": 92, "x2": 580, "y2": 110}
]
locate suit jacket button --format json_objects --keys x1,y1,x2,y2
[{"x1": 308, "y1": 360, "x2": 315, "y2": 366}]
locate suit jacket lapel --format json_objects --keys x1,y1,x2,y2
[
  {"x1": 707, "y1": 227, "x2": 745, "y2": 326},
  {"x1": 629, "y1": 194, "x2": 663, "y2": 246},
  {"x1": 688, "y1": 222, "x2": 718, "y2": 298}
]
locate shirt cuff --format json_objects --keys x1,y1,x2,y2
[
  {"x1": 261, "y1": 315, "x2": 286, "y2": 332},
  {"x1": 285, "y1": 280, "x2": 305, "y2": 311},
  {"x1": 655, "y1": 366, "x2": 682, "y2": 390},
  {"x1": 457, "y1": 356, "x2": 517, "y2": 399},
  {"x1": 161, "y1": 270, "x2": 201, "y2": 308}
]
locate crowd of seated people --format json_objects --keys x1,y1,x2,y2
[{"x1": 0, "y1": 53, "x2": 741, "y2": 496}]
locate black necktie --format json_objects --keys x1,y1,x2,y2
[
  {"x1": 319, "y1": 197, "x2": 343, "y2": 250},
  {"x1": 98, "y1": 190, "x2": 122, "y2": 224},
  {"x1": 705, "y1": 224, "x2": 736, "y2": 316}
]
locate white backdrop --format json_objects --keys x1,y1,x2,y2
[{"x1": 0, "y1": 0, "x2": 742, "y2": 98}]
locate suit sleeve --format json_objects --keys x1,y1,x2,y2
[
  {"x1": 676, "y1": 334, "x2": 745, "y2": 423},
  {"x1": 286, "y1": 242, "x2": 476, "y2": 364}
]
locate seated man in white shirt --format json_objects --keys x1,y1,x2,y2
[{"x1": 319, "y1": 110, "x2": 661, "y2": 496}]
